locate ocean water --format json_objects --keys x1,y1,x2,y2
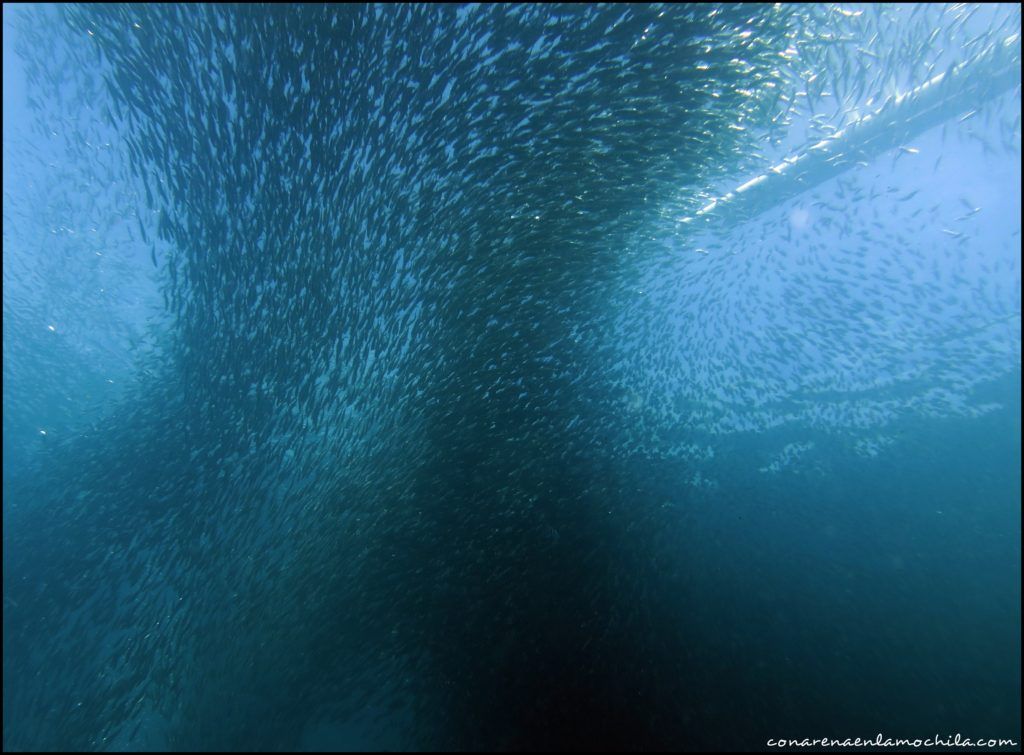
[{"x1": 2, "y1": 3, "x2": 1020, "y2": 751}]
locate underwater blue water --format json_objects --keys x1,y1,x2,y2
[{"x1": 3, "y1": 4, "x2": 1021, "y2": 751}]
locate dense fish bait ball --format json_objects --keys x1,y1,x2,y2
[{"x1": 3, "y1": 3, "x2": 1019, "y2": 751}]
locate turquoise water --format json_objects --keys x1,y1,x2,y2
[{"x1": 3, "y1": 4, "x2": 1020, "y2": 751}]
